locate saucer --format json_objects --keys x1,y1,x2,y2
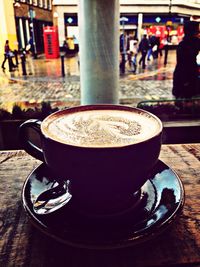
[{"x1": 22, "y1": 160, "x2": 184, "y2": 249}]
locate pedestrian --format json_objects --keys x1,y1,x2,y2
[
  {"x1": 73, "y1": 35, "x2": 79, "y2": 52},
  {"x1": 119, "y1": 32, "x2": 128, "y2": 74},
  {"x1": 155, "y1": 36, "x2": 161, "y2": 58},
  {"x1": 138, "y1": 34, "x2": 150, "y2": 69},
  {"x1": 172, "y1": 21, "x2": 200, "y2": 99},
  {"x1": 127, "y1": 50, "x2": 133, "y2": 69},
  {"x1": 158, "y1": 37, "x2": 164, "y2": 57},
  {"x1": 147, "y1": 34, "x2": 157, "y2": 60},
  {"x1": 1, "y1": 40, "x2": 16, "y2": 71},
  {"x1": 26, "y1": 37, "x2": 34, "y2": 56},
  {"x1": 130, "y1": 39, "x2": 138, "y2": 73},
  {"x1": 62, "y1": 40, "x2": 69, "y2": 55}
]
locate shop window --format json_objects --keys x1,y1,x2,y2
[
  {"x1": 47, "y1": 0, "x2": 52, "y2": 10},
  {"x1": 38, "y1": 0, "x2": 43, "y2": 7},
  {"x1": 43, "y1": 0, "x2": 47, "y2": 8},
  {"x1": 32, "y1": 0, "x2": 38, "y2": 5}
]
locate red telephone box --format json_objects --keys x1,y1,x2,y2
[{"x1": 43, "y1": 26, "x2": 60, "y2": 59}]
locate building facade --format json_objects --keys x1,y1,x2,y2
[
  {"x1": 0, "y1": 0, "x2": 53, "y2": 55},
  {"x1": 52, "y1": 0, "x2": 200, "y2": 47},
  {"x1": 1, "y1": 0, "x2": 199, "y2": 55}
]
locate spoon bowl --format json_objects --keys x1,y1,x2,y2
[{"x1": 33, "y1": 180, "x2": 72, "y2": 215}]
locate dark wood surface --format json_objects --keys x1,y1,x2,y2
[{"x1": 0, "y1": 144, "x2": 200, "y2": 267}]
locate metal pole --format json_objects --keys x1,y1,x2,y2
[
  {"x1": 29, "y1": 8, "x2": 37, "y2": 59},
  {"x1": 78, "y1": 0, "x2": 119, "y2": 105},
  {"x1": 21, "y1": 54, "x2": 27, "y2": 75},
  {"x1": 8, "y1": 56, "x2": 13, "y2": 72},
  {"x1": 61, "y1": 54, "x2": 65, "y2": 77},
  {"x1": 31, "y1": 24, "x2": 37, "y2": 59},
  {"x1": 169, "y1": 0, "x2": 172, "y2": 14},
  {"x1": 14, "y1": 50, "x2": 18, "y2": 66},
  {"x1": 120, "y1": 17, "x2": 128, "y2": 75},
  {"x1": 137, "y1": 13, "x2": 143, "y2": 43},
  {"x1": 164, "y1": 0, "x2": 172, "y2": 66}
]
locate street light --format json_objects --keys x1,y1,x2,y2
[
  {"x1": 29, "y1": 8, "x2": 37, "y2": 59},
  {"x1": 13, "y1": 1, "x2": 21, "y2": 64},
  {"x1": 164, "y1": 0, "x2": 172, "y2": 65},
  {"x1": 169, "y1": 0, "x2": 172, "y2": 14},
  {"x1": 120, "y1": 17, "x2": 129, "y2": 54},
  {"x1": 120, "y1": 16, "x2": 128, "y2": 74}
]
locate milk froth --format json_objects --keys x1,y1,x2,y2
[{"x1": 42, "y1": 109, "x2": 160, "y2": 147}]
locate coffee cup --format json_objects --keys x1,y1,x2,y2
[{"x1": 19, "y1": 105, "x2": 163, "y2": 215}]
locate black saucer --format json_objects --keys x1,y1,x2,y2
[{"x1": 22, "y1": 160, "x2": 184, "y2": 249}]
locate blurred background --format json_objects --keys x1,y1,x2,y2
[{"x1": 0, "y1": 0, "x2": 199, "y2": 57}]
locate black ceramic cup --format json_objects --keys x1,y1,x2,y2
[{"x1": 19, "y1": 105, "x2": 163, "y2": 215}]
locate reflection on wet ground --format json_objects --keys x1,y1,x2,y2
[
  {"x1": 0, "y1": 50, "x2": 177, "y2": 110},
  {"x1": 2, "y1": 50, "x2": 176, "y2": 80}
]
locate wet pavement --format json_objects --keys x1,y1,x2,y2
[{"x1": 0, "y1": 50, "x2": 176, "y2": 111}]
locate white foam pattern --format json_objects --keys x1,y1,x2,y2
[{"x1": 43, "y1": 110, "x2": 160, "y2": 147}]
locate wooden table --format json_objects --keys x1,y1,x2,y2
[{"x1": 0, "y1": 144, "x2": 200, "y2": 267}]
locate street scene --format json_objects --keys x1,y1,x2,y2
[
  {"x1": 0, "y1": 1, "x2": 199, "y2": 111},
  {"x1": 0, "y1": 50, "x2": 175, "y2": 111}
]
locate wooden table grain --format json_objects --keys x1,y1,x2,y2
[{"x1": 0, "y1": 144, "x2": 200, "y2": 267}]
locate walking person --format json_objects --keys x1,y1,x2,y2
[
  {"x1": 154, "y1": 36, "x2": 161, "y2": 58},
  {"x1": 138, "y1": 34, "x2": 150, "y2": 69},
  {"x1": 26, "y1": 37, "x2": 34, "y2": 56},
  {"x1": 147, "y1": 34, "x2": 157, "y2": 61},
  {"x1": 1, "y1": 40, "x2": 16, "y2": 71},
  {"x1": 159, "y1": 38, "x2": 165, "y2": 57},
  {"x1": 131, "y1": 40, "x2": 138, "y2": 73},
  {"x1": 172, "y1": 21, "x2": 200, "y2": 98},
  {"x1": 61, "y1": 40, "x2": 69, "y2": 56},
  {"x1": 127, "y1": 38, "x2": 138, "y2": 73}
]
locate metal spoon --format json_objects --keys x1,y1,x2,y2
[{"x1": 33, "y1": 180, "x2": 72, "y2": 215}]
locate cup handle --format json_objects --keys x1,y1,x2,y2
[{"x1": 19, "y1": 119, "x2": 45, "y2": 162}]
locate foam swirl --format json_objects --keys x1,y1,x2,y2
[{"x1": 43, "y1": 110, "x2": 159, "y2": 147}]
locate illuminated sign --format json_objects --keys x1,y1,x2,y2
[
  {"x1": 155, "y1": 17, "x2": 161, "y2": 23},
  {"x1": 67, "y1": 17, "x2": 73, "y2": 24}
]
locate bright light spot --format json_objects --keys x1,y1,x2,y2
[
  {"x1": 65, "y1": 94, "x2": 73, "y2": 98},
  {"x1": 67, "y1": 17, "x2": 73, "y2": 24},
  {"x1": 155, "y1": 17, "x2": 161, "y2": 23}
]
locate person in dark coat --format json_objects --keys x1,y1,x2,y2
[
  {"x1": 1, "y1": 40, "x2": 16, "y2": 71},
  {"x1": 138, "y1": 34, "x2": 150, "y2": 69},
  {"x1": 147, "y1": 34, "x2": 157, "y2": 60},
  {"x1": 172, "y1": 21, "x2": 200, "y2": 98}
]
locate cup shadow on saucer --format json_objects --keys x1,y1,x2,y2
[{"x1": 22, "y1": 160, "x2": 184, "y2": 249}]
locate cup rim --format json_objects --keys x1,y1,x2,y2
[{"x1": 41, "y1": 104, "x2": 163, "y2": 149}]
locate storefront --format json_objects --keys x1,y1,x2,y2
[
  {"x1": 14, "y1": 3, "x2": 53, "y2": 53},
  {"x1": 52, "y1": 1, "x2": 199, "y2": 52},
  {"x1": 120, "y1": 13, "x2": 189, "y2": 45},
  {"x1": 15, "y1": 17, "x2": 53, "y2": 53},
  {"x1": 64, "y1": 13, "x2": 79, "y2": 53}
]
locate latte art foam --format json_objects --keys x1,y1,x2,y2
[{"x1": 42, "y1": 109, "x2": 160, "y2": 147}]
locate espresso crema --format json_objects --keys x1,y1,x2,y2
[{"x1": 42, "y1": 109, "x2": 161, "y2": 147}]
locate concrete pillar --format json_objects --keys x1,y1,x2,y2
[
  {"x1": 137, "y1": 13, "x2": 143, "y2": 42},
  {"x1": 78, "y1": 0, "x2": 119, "y2": 105}
]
